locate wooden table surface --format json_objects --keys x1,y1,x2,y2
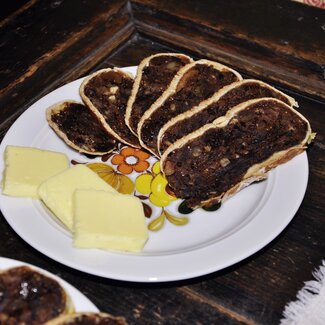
[{"x1": 0, "y1": 1, "x2": 324, "y2": 324}]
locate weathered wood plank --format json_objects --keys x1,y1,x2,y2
[
  {"x1": 131, "y1": 0, "x2": 325, "y2": 101},
  {"x1": 0, "y1": 0, "x2": 33, "y2": 22},
  {"x1": 0, "y1": 0, "x2": 132, "y2": 136},
  {"x1": 95, "y1": 33, "x2": 181, "y2": 69}
]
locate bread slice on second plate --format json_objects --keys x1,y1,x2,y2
[{"x1": 0, "y1": 265, "x2": 74, "y2": 325}]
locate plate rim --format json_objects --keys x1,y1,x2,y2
[{"x1": 0, "y1": 67, "x2": 309, "y2": 282}]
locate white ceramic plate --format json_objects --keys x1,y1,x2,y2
[
  {"x1": 0, "y1": 257, "x2": 98, "y2": 311},
  {"x1": 0, "y1": 67, "x2": 309, "y2": 282}
]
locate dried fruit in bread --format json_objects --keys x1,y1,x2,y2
[
  {"x1": 47, "y1": 101, "x2": 117, "y2": 155},
  {"x1": 158, "y1": 79, "x2": 297, "y2": 155},
  {"x1": 125, "y1": 53, "x2": 192, "y2": 135},
  {"x1": 80, "y1": 68, "x2": 140, "y2": 148},
  {"x1": 0, "y1": 266, "x2": 74, "y2": 324},
  {"x1": 161, "y1": 98, "x2": 312, "y2": 208},
  {"x1": 138, "y1": 59, "x2": 242, "y2": 156}
]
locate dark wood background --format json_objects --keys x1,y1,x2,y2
[{"x1": 0, "y1": 1, "x2": 324, "y2": 324}]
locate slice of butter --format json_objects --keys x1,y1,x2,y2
[
  {"x1": 38, "y1": 164, "x2": 117, "y2": 231},
  {"x1": 73, "y1": 189, "x2": 148, "y2": 252},
  {"x1": 2, "y1": 146, "x2": 69, "y2": 198}
]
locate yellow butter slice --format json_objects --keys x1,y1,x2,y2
[
  {"x1": 38, "y1": 164, "x2": 116, "y2": 231},
  {"x1": 2, "y1": 146, "x2": 69, "y2": 199},
  {"x1": 73, "y1": 189, "x2": 148, "y2": 252}
]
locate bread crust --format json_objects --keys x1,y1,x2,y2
[
  {"x1": 157, "y1": 79, "x2": 298, "y2": 155},
  {"x1": 137, "y1": 59, "x2": 243, "y2": 156},
  {"x1": 161, "y1": 98, "x2": 312, "y2": 208},
  {"x1": 47, "y1": 100, "x2": 117, "y2": 155},
  {"x1": 125, "y1": 52, "x2": 193, "y2": 136},
  {"x1": 80, "y1": 68, "x2": 140, "y2": 148}
]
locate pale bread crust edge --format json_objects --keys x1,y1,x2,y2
[
  {"x1": 137, "y1": 59, "x2": 243, "y2": 156},
  {"x1": 46, "y1": 100, "x2": 116, "y2": 156},
  {"x1": 79, "y1": 68, "x2": 141, "y2": 149},
  {"x1": 157, "y1": 79, "x2": 298, "y2": 155},
  {"x1": 160, "y1": 97, "x2": 312, "y2": 208},
  {"x1": 125, "y1": 53, "x2": 193, "y2": 136}
]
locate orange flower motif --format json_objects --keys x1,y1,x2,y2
[{"x1": 111, "y1": 147, "x2": 150, "y2": 174}]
